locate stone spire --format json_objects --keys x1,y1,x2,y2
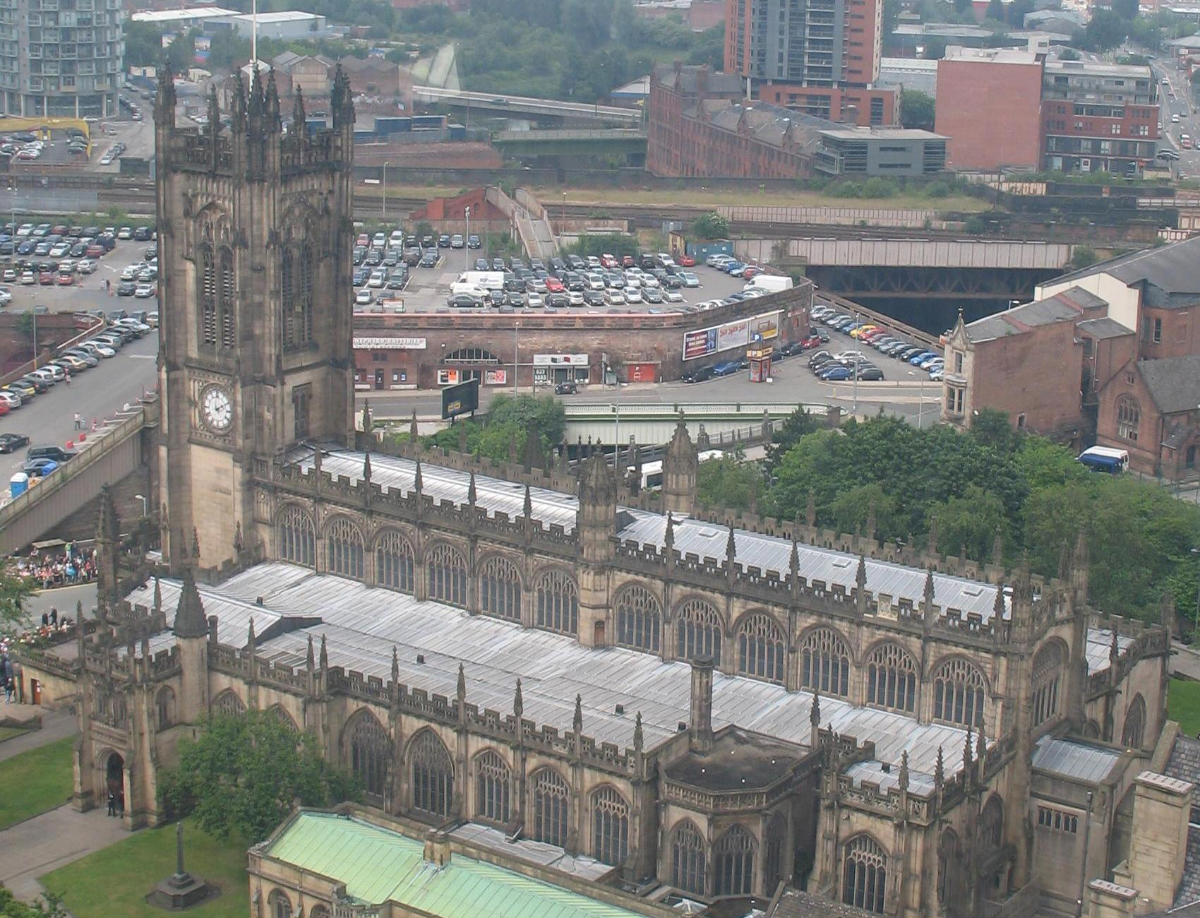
[
  {"x1": 468, "y1": 472, "x2": 477, "y2": 508},
  {"x1": 934, "y1": 745, "x2": 945, "y2": 802},
  {"x1": 413, "y1": 460, "x2": 423, "y2": 496},
  {"x1": 993, "y1": 583, "x2": 1006, "y2": 620},
  {"x1": 899, "y1": 750, "x2": 910, "y2": 792},
  {"x1": 319, "y1": 634, "x2": 328, "y2": 672},
  {"x1": 153, "y1": 575, "x2": 163, "y2": 617},
  {"x1": 573, "y1": 693, "x2": 583, "y2": 735},
  {"x1": 331, "y1": 63, "x2": 355, "y2": 130},
  {"x1": 633, "y1": 711, "x2": 644, "y2": 753},
  {"x1": 457, "y1": 663, "x2": 467, "y2": 705},
  {"x1": 662, "y1": 418, "x2": 698, "y2": 515},
  {"x1": 191, "y1": 527, "x2": 201, "y2": 561},
  {"x1": 292, "y1": 84, "x2": 306, "y2": 132},
  {"x1": 391, "y1": 645, "x2": 399, "y2": 685},
  {"x1": 173, "y1": 567, "x2": 208, "y2": 638},
  {"x1": 362, "y1": 451, "x2": 372, "y2": 483},
  {"x1": 206, "y1": 87, "x2": 221, "y2": 148},
  {"x1": 154, "y1": 59, "x2": 176, "y2": 127},
  {"x1": 265, "y1": 68, "x2": 281, "y2": 132},
  {"x1": 247, "y1": 618, "x2": 256, "y2": 655},
  {"x1": 1109, "y1": 627, "x2": 1120, "y2": 665},
  {"x1": 856, "y1": 555, "x2": 868, "y2": 592},
  {"x1": 306, "y1": 634, "x2": 315, "y2": 671},
  {"x1": 790, "y1": 539, "x2": 800, "y2": 584},
  {"x1": 810, "y1": 689, "x2": 821, "y2": 747},
  {"x1": 513, "y1": 678, "x2": 524, "y2": 719},
  {"x1": 976, "y1": 719, "x2": 987, "y2": 762},
  {"x1": 725, "y1": 527, "x2": 737, "y2": 569},
  {"x1": 664, "y1": 511, "x2": 675, "y2": 553},
  {"x1": 963, "y1": 725, "x2": 974, "y2": 773},
  {"x1": 523, "y1": 483, "x2": 533, "y2": 519}
]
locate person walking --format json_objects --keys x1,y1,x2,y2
[
  {"x1": 107, "y1": 791, "x2": 116, "y2": 817},
  {"x1": 74, "y1": 412, "x2": 82, "y2": 430}
]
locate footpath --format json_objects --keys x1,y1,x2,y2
[{"x1": 0, "y1": 705, "x2": 126, "y2": 906}]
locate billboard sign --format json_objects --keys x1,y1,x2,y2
[
  {"x1": 441, "y1": 378, "x2": 480, "y2": 420},
  {"x1": 682, "y1": 310, "x2": 781, "y2": 360}
]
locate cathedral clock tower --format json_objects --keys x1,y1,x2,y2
[{"x1": 155, "y1": 66, "x2": 356, "y2": 572}]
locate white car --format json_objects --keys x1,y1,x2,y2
[
  {"x1": 354, "y1": 289, "x2": 373, "y2": 305},
  {"x1": 134, "y1": 283, "x2": 155, "y2": 298},
  {"x1": 527, "y1": 292, "x2": 544, "y2": 309},
  {"x1": 15, "y1": 223, "x2": 33, "y2": 237},
  {"x1": 0, "y1": 391, "x2": 21, "y2": 409},
  {"x1": 79, "y1": 341, "x2": 116, "y2": 358},
  {"x1": 367, "y1": 269, "x2": 386, "y2": 288},
  {"x1": 624, "y1": 287, "x2": 644, "y2": 304},
  {"x1": 0, "y1": 287, "x2": 11, "y2": 306},
  {"x1": 19, "y1": 270, "x2": 35, "y2": 285},
  {"x1": 665, "y1": 289, "x2": 685, "y2": 303},
  {"x1": 2, "y1": 268, "x2": 15, "y2": 282},
  {"x1": 567, "y1": 290, "x2": 584, "y2": 306},
  {"x1": 586, "y1": 273, "x2": 605, "y2": 291},
  {"x1": 117, "y1": 227, "x2": 133, "y2": 240},
  {"x1": 49, "y1": 243, "x2": 70, "y2": 258},
  {"x1": 120, "y1": 264, "x2": 141, "y2": 281},
  {"x1": 76, "y1": 259, "x2": 96, "y2": 274}
]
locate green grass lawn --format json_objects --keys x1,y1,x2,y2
[
  {"x1": 0, "y1": 736, "x2": 74, "y2": 830},
  {"x1": 40, "y1": 818, "x2": 250, "y2": 918},
  {"x1": 0, "y1": 726, "x2": 29, "y2": 743},
  {"x1": 1169, "y1": 677, "x2": 1200, "y2": 737}
]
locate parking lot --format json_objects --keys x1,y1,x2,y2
[{"x1": 358, "y1": 253, "x2": 752, "y2": 317}]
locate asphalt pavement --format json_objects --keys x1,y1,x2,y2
[{"x1": 1155, "y1": 59, "x2": 1199, "y2": 179}]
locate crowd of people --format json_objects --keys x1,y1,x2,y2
[{"x1": 13, "y1": 545, "x2": 97, "y2": 590}]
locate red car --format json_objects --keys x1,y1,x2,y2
[
  {"x1": 600, "y1": 253, "x2": 616, "y2": 267},
  {"x1": 85, "y1": 244, "x2": 104, "y2": 258},
  {"x1": 56, "y1": 273, "x2": 74, "y2": 286},
  {"x1": 677, "y1": 254, "x2": 695, "y2": 267},
  {"x1": 799, "y1": 334, "x2": 823, "y2": 349},
  {"x1": 743, "y1": 266, "x2": 761, "y2": 279},
  {"x1": 622, "y1": 255, "x2": 635, "y2": 268},
  {"x1": 38, "y1": 271, "x2": 54, "y2": 284},
  {"x1": 545, "y1": 276, "x2": 565, "y2": 293}
]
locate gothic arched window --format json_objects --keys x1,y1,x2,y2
[
  {"x1": 197, "y1": 232, "x2": 216, "y2": 346},
  {"x1": 268, "y1": 889, "x2": 292, "y2": 918},
  {"x1": 156, "y1": 686, "x2": 176, "y2": 730},
  {"x1": 980, "y1": 794, "x2": 1003, "y2": 849},
  {"x1": 800, "y1": 627, "x2": 850, "y2": 697},
  {"x1": 427, "y1": 542, "x2": 467, "y2": 608},
  {"x1": 842, "y1": 835, "x2": 887, "y2": 914},
  {"x1": 345, "y1": 710, "x2": 390, "y2": 801},
  {"x1": 278, "y1": 504, "x2": 315, "y2": 567},
  {"x1": 474, "y1": 750, "x2": 511, "y2": 825},
  {"x1": 738, "y1": 614, "x2": 786, "y2": 682},
  {"x1": 218, "y1": 245, "x2": 235, "y2": 348},
  {"x1": 530, "y1": 768, "x2": 570, "y2": 848},
  {"x1": 932, "y1": 657, "x2": 986, "y2": 727},
  {"x1": 714, "y1": 825, "x2": 757, "y2": 896},
  {"x1": 535, "y1": 569, "x2": 578, "y2": 635},
  {"x1": 865, "y1": 642, "x2": 917, "y2": 713},
  {"x1": 212, "y1": 689, "x2": 244, "y2": 717},
  {"x1": 616, "y1": 584, "x2": 660, "y2": 652},
  {"x1": 479, "y1": 555, "x2": 522, "y2": 621},
  {"x1": 671, "y1": 820, "x2": 707, "y2": 896},
  {"x1": 677, "y1": 597, "x2": 722, "y2": 664},
  {"x1": 764, "y1": 812, "x2": 787, "y2": 893},
  {"x1": 937, "y1": 828, "x2": 958, "y2": 907},
  {"x1": 409, "y1": 730, "x2": 454, "y2": 819},
  {"x1": 1032, "y1": 641, "x2": 1064, "y2": 727},
  {"x1": 281, "y1": 242, "x2": 315, "y2": 350},
  {"x1": 1122, "y1": 694, "x2": 1146, "y2": 749},
  {"x1": 591, "y1": 786, "x2": 630, "y2": 866},
  {"x1": 326, "y1": 516, "x2": 364, "y2": 580},
  {"x1": 376, "y1": 530, "x2": 415, "y2": 593},
  {"x1": 1117, "y1": 395, "x2": 1140, "y2": 442}
]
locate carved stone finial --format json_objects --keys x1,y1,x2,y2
[
  {"x1": 468, "y1": 472, "x2": 477, "y2": 508},
  {"x1": 363, "y1": 451, "x2": 372, "y2": 483},
  {"x1": 413, "y1": 460, "x2": 423, "y2": 495},
  {"x1": 899, "y1": 750, "x2": 910, "y2": 792},
  {"x1": 573, "y1": 693, "x2": 583, "y2": 735},
  {"x1": 319, "y1": 634, "x2": 328, "y2": 671},
  {"x1": 306, "y1": 634, "x2": 315, "y2": 671},
  {"x1": 514, "y1": 678, "x2": 524, "y2": 719},
  {"x1": 923, "y1": 568, "x2": 935, "y2": 609},
  {"x1": 633, "y1": 711, "x2": 644, "y2": 752},
  {"x1": 391, "y1": 645, "x2": 399, "y2": 685},
  {"x1": 664, "y1": 511, "x2": 675, "y2": 552},
  {"x1": 993, "y1": 584, "x2": 1006, "y2": 619},
  {"x1": 457, "y1": 663, "x2": 467, "y2": 703},
  {"x1": 523, "y1": 483, "x2": 533, "y2": 519},
  {"x1": 976, "y1": 719, "x2": 987, "y2": 761},
  {"x1": 963, "y1": 724, "x2": 974, "y2": 771},
  {"x1": 810, "y1": 689, "x2": 820, "y2": 728},
  {"x1": 725, "y1": 527, "x2": 737, "y2": 566},
  {"x1": 934, "y1": 745, "x2": 945, "y2": 794},
  {"x1": 856, "y1": 554, "x2": 867, "y2": 592},
  {"x1": 191, "y1": 527, "x2": 201, "y2": 562}
]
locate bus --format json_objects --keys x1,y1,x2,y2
[
  {"x1": 628, "y1": 450, "x2": 725, "y2": 491},
  {"x1": 1077, "y1": 446, "x2": 1128, "y2": 474}
]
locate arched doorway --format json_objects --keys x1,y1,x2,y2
[{"x1": 106, "y1": 752, "x2": 125, "y2": 816}]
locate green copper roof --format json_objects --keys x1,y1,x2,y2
[{"x1": 264, "y1": 812, "x2": 645, "y2": 918}]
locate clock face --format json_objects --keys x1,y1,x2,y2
[{"x1": 200, "y1": 384, "x2": 233, "y2": 433}]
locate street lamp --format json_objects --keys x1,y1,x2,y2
[
  {"x1": 382, "y1": 161, "x2": 389, "y2": 223},
  {"x1": 464, "y1": 206, "x2": 471, "y2": 271},
  {"x1": 513, "y1": 321, "x2": 519, "y2": 394},
  {"x1": 561, "y1": 191, "x2": 567, "y2": 240},
  {"x1": 133, "y1": 493, "x2": 148, "y2": 517},
  {"x1": 852, "y1": 311, "x2": 860, "y2": 417},
  {"x1": 908, "y1": 370, "x2": 927, "y2": 429}
]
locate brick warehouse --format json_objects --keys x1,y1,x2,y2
[{"x1": 351, "y1": 287, "x2": 810, "y2": 391}]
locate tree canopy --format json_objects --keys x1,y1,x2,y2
[
  {"x1": 0, "y1": 566, "x2": 34, "y2": 630},
  {"x1": 158, "y1": 711, "x2": 359, "y2": 842},
  {"x1": 899, "y1": 91, "x2": 935, "y2": 131},
  {"x1": 696, "y1": 408, "x2": 1200, "y2": 624},
  {"x1": 425, "y1": 393, "x2": 566, "y2": 464}
]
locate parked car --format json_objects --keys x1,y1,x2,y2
[
  {"x1": 0, "y1": 432, "x2": 30, "y2": 453},
  {"x1": 554, "y1": 381, "x2": 578, "y2": 395},
  {"x1": 681, "y1": 365, "x2": 715, "y2": 383}
]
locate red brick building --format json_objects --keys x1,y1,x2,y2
[
  {"x1": 409, "y1": 187, "x2": 510, "y2": 236},
  {"x1": 646, "y1": 63, "x2": 744, "y2": 177},
  {"x1": 756, "y1": 85, "x2": 898, "y2": 128},
  {"x1": 935, "y1": 47, "x2": 1044, "y2": 171},
  {"x1": 1096, "y1": 357, "x2": 1200, "y2": 480},
  {"x1": 941, "y1": 287, "x2": 1134, "y2": 439}
]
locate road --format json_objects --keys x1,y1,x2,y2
[{"x1": 1153, "y1": 58, "x2": 1199, "y2": 178}]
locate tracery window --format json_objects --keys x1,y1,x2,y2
[
  {"x1": 671, "y1": 820, "x2": 707, "y2": 896},
  {"x1": 212, "y1": 689, "x2": 244, "y2": 717},
  {"x1": 531, "y1": 768, "x2": 570, "y2": 848},
  {"x1": 535, "y1": 569, "x2": 578, "y2": 635},
  {"x1": 591, "y1": 786, "x2": 630, "y2": 866},
  {"x1": 474, "y1": 750, "x2": 511, "y2": 825},
  {"x1": 156, "y1": 686, "x2": 176, "y2": 729},
  {"x1": 932, "y1": 657, "x2": 986, "y2": 727},
  {"x1": 842, "y1": 835, "x2": 887, "y2": 914},
  {"x1": 409, "y1": 731, "x2": 454, "y2": 819},
  {"x1": 764, "y1": 813, "x2": 787, "y2": 892},
  {"x1": 1122, "y1": 694, "x2": 1146, "y2": 749},
  {"x1": 676, "y1": 597, "x2": 721, "y2": 664},
  {"x1": 479, "y1": 555, "x2": 522, "y2": 621},
  {"x1": 1031, "y1": 642, "x2": 1064, "y2": 727},
  {"x1": 427, "y1": 542, "x2": 467, "y2": 608},
  {"x1": 326, "y1": 516, "x2": 364, "y2": 579},
  {"x1": 376, "y1": 530, "x2": 415, "y2": 593},
  {"x1": 346, "y1": 710, "x2": 390, "y2": 800},
  {"x1": 1117, "y1": 395, "x2": 1140, "y2": 442},
  {"x1": 278, "y1": 504, "x2": 315, "y2": 567},
  {"x1": 281, "y1": 242, "x2": 314, "y2": 350},
  {"x1": 714, "y1": 825, "x2": 756, "y2": 897},
  {"x1": 738, "y1": 614, "x2": 785, "y2": 682},
  {"x1": 865, "y1": 642, "x2": 917, "y2": 712},
  {"x1": 800, "y1": 627, "x2": 850, "y2": 697},
  {"x1": 980, "y1": 795, "x2": 1003, "y2": 849},
  {"x1": 616, "y1": 584, "x2": 660, "y2": 652}
]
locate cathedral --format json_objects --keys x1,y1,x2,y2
[{"x1": 17, "y1": 68, "x2": 1200, "y2": 918}]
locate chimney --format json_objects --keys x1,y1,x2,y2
[
  {"x1": 689, "y1": 656, "x2": 714, "y2": 752},
  {"x1": 423, "y1": 830, "x2": 452, "y2": 867}
]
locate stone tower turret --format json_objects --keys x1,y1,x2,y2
[
  {"x1": 662, "y1": 419, "x2": 698, "y2": 515},
  {"x1": 576, "y1": 453, "x2": 617, "y2": 647},
  {"x1": 173, "y1": 568, "x2": 211, "y2": 723}
]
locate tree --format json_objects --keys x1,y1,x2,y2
[
  {"x1": 1071, "y1": 245, "x2": 1098, "y2": 269},
  {"x1": 159, "y1": 711, "x2": 359, "y2": 842},
  {"x1": 923, "y1": 37, "x2": 947, "y2": 60},
  {"x1": 206, "y1": 30, "x2": 251, "y2": 71},
  {"x1": 124, "y1": 21, "x2": 164, "y2": 69},
  {"x1": 696, "y1": 455, "x2": 760, "y2": 511},
  {"x1": 165, "y1": 29, "x2": 197, "y2": 75},
  {"x1": 900, "y1": 91, "x2": 935, "y2": 130},
  {"x1": 425, "y1": 393, "x2": 565, "y2": 462},
  {"x1": 1080, "y1": 10, "x2": 1128, "y2": 51},
  {"x1": 765, "y1": 407, "x2": 821, "y2": 474},
  {"x1": 0, "y1": 885, "x2": 63, "y2": 918},
  {"x1": 692, "y1": 212, "x2": 729, "y2": 240},
  {"x1": 0, "y1": 567, "x2": 34, "y2": 629},
  {"x1": 1113, "y1": 0, "x2": 1138, "y2": 20}
]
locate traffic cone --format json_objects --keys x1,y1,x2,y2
[{"x1": 66, "y1": 440, "x2": 74, "y2": 449}]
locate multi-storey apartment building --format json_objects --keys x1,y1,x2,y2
[{"x1": 0, "y1": 0, "x2": 123, "y2": 117}]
